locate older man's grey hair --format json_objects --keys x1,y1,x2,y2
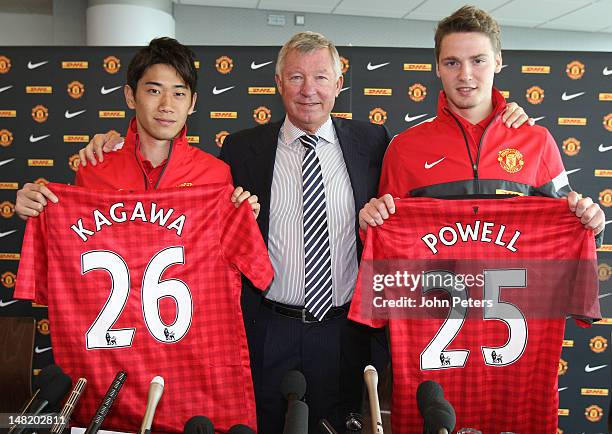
[{"x1": 275, "y1": 31, "x2": 342, "y2": 78}]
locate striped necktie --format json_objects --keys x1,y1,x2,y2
[{"x1": 300, "y1": 134, "x2": 333, "y2": 321}]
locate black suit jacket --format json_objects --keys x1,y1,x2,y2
[{"x1": 219, "y1": 117, "x2": 391, "y2": 261}]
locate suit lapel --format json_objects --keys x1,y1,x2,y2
[{"x1": 247, "y1": 121, "x2": 282, "y2": 243}]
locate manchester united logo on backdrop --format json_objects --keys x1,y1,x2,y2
[
  {"x1": 562, "y1": 137, "x2": 580, "y2": 156},
  {"x1": 0, "y1": 55, "x2": 11, "y2": 73},
  {"x1": 408, "y1": 83, "x2": 427, "y2": 102},
  {"x1": 37, "y1": 319, "x2": 50, "y2": 335},
  {"x1": 585, "y1": 405, "x2": 603, "y2": 422},
  {"x1": 103, "y1": 56, "x2": 121, "y2": 74},
  {"x1": 67, "y1": 80, "x2": 85, "y2": 99},
  {"x1": 1, "y1": 271, "x2": 15, "y2": 288},
  {"x1": 589, "y1": 336, "x2": 608, "y2": 353},
  {"x1": 599, "y1": 189, "x2": 612, "y2": 207},
  {"x1": 526, "y1": 86, "x2": 544, "y2": 104},
  {"x1": 0, "y1": 201, "x2": 14, "y2": 218},
  {"x1": 497, "y1": 148, "x2": 524, "y2": 173},
  {"x1": 599, "y1": 263, "x2": 611, "y2": 281},
  {"x1": 68, "y1": 154, "x2": 80, "y2": 172},
  {"x1": 0, "y1": 129, "x2": 13, "y2": 147},
  {"x1": 215, "y1": 130, "x2": 229, "y2": 147},
  {"x1": 34, "y1": 177, "x2": 49, "y2": 186},
  {"x1": 216, "y1": 56, "x2": 234, "y2": 74},
  {"x1": 566, "y1": 60, "x2": 585, "y2": 80},
  {"x1": 253, "y1": 106, "x2": 271, "y2": 125},
  {"x1": 31, "y1": 105, "x2": 49, "y2": 123},
  {"x1": 340, "y1": 56, "x2": 349, "y2": 74},
  {"x1": 603, "y1": 113, "x2": 612, "y2": 132},
  {"x1": 558, "y1": 358, "x2": 568, "y2": 376},
  {"x1": 368, "y1": 108, "x2": 387, "y2": 125}
]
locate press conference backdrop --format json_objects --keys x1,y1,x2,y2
[{"x1": 0, "y1": 45, "x2": 610, "y2": 433}]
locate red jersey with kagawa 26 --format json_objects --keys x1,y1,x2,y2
[
  {"x1": 15, "y1": 183, "x2": 274, "y2": 433},
  {"x1": 349, "y1": 197, "x2": 600, "y2": 433}
]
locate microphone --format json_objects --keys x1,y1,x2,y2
[
  {"x1": 227, "y1": 424, "x2": 255, "y2": 434},
  {"x1": 139, "y1": 376, "x2": 164, "y2": 434},
  {"x1": 11, "y1": 364, "x2": 63, "y2": 426},
  {"x1": 281, "y1": 370, "x2": 308, "y2": 434},
  {"x1": 9, "y1": 371, "x2": 72, "y2": 434},
  {"x1": 84, "y1": 370, "x2": 127, "y2": 434},
  {"x1": 364, "y1": 365, "x2": 383, "y2": 434},
  {"x1": 318, "y1": 419, "x2": 338, "y2": 434},
  {"x1": 416, "y1": 380, "x2": 444, "y2": 416},
  {"x1": 416, "y1": 380, "x2": 456, "y2": 434},
  {"x1": 183, "y1": 415, "x2": 214, "y2": 434},
  {"x1": 51, "y1": 377, "x2": 87, "y2": 434}
]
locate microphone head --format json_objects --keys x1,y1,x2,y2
[
  {"x1": 416, "y1": 380, "x2": 444, "y2": 415},
  {"x1": 39, "y1": 373, "x2": 73, "y2": 411},
  {"x1": 281, "y1": 370, "x2": 307, "y2": 400},
  {"x1": 183, "y1": 415, "x2": 214, "y2": 434},
  {"x1": 34, "y1": 364, "x2": 63, "y2": 390},
  {"x1": 151, "y1": 375, "x2": 164, "y2": 388},
  {"x1": 423, "y1": 399, "x2": 456, "y2": 433},
  {"x1": 227, "y1": 424, "x2": 255, "y2": 434}
]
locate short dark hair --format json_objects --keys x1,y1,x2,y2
[
  {"x1": 127, "y1": 37, "x2": 197, "y2": 94},
  {"x1": 435, "y1": 5, "x2": 501, "y2": 61}
]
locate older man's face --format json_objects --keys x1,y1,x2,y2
[{"x1": 275, "y1": 48, "x2": 343, "y2": 134}]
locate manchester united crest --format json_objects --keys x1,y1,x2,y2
[
  {"x1": 67, "y1": 80, "x2": 85, "y2": 99},
  {"x1": 599, "y1": 188, "x2": 612, "y2": 207},
  {"x1": 340, "y1": 56, "x2": 350, "y2": 74},
  {"x1": 68, "y1": 154, "x2": 80, "y2": 172},
  {"x1": 31, "y1": 104, "x2": 49, "y2": 123},
  {"x1": 408, "y1": 83, "x2": 427, "y2": 102},
  {"x1": 526, "y1": 85, "x2": 544, "y2": 104},
  {"x1": 589, "y1": 336, "x2": 608, "y2": 353},
  {"x1": 0, "y1": 55, "x2": 11, "y2": 74},
  {"x1": 215, "y1": 130, "x2": 229, "y2": 147},
  {"x1": 0, "y1": 129, "x2": 13, "y2": 147},
  {"x1": 103, "y1": 56, "x2": 121, "y2": 74},
  {"x1": 1, "y1": 271, "x2": 16, "y2": 288},
  {"x1": 37, "y1": 319, "x2": 50, "y2": 335},
  {"x1": 566, "y1": 60, "x2": 585, "y2": 80},
  {"x1": 562, "y1": 137, "x2": 580, "y2": 156},
  {"x1": 0, "y1": 201, "x2": 15, "y2": 218},
  {"x1": 368, "y1": 108, "x2": 387, "y2": 125},
  {"x1": 253, "y1": 106, "x2": 271, "y2": 125},
  {"x1": 585, "y1": 405, "x2": 603, "y2": 422},
  {"x1": 215, "y1": 56, "x2": 234, "y2": 74},
  {"x1": 558, "y1": 358, "x2": 568, "y2": 376},
  {"x1": 603, "y1": 113, "x2": 612, "y2": 132},
  {"x1": 497, "y1": 148, "x2": 524, "y2": 174},
  {"x1": 599, "y1": 263, "x2": 611, "y2": 282}
]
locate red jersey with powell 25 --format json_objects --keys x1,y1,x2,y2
[
  {"x1": 349, "y1": 197, "x2": 600, "y2": 433},
  {"x1": 15, "y1": 183, "x2": 273, "y2": 433}
]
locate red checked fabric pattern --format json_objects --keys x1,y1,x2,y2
[
  {"x1": 349, "y1": 196, "x2": 600, "y2": 434},
  {"x1": 15, "y1": 183, "x2": 273, "y2": 433}
]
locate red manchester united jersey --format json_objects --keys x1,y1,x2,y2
[
  {"x1": 15, "y1": 183, "x2": 274, "y2": 433},
  {"x1": 349, "y1": 197, "x2": 600, "y2": 434}
]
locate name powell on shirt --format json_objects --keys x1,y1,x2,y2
[
  {"x1": 71, "y1": 201, "x2": 186, "y2": 241},
  {"x1": 422, "y1": 220, "x2": 521, "y2": 255}
]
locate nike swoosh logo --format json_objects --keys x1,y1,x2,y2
[
  {"x1": 561, "y1": 91, "x2": 585, "y2": 101},
  {"x1": 585, "y1": 364, "x2": 608, "y2": 373},
  {"x1": 565, "y1": 168, "x2": 581, "y2": 175},
  {"x1": 0, "y1": 158, "x2": 15, "y2": 167},
  {"x1": 29, "y1": 134, "x2": 50, "y2": 143},
  {"x1": 603, "y1": 67, "x2": 612, "y2": 76},
  {"x1": 0, "y1": 230, "x2": 17, "y2": 238},
  {"x1": 34, "y1": 346, "x2": 52, "y2": 354},
  {"x1": 340, "y1": 87, "x2": 350, "y2": 93},
  {"x1": 599, "y1": 293, "x2": 612, "y2": 299},
  {"x1": 532, "y1": 116, "x2": 545, "y2": 123},
  {"x1": 558, "y1": 387, "x2": 568, "y2": 392},
  {"x1": 65, "y1": 109, "x2": 86, "y2": 119},
  {"x1": 599, "y1": 144, "x2": 612, "y2": 152},
  {"x1": 424, "y1": 157, "x2": 445, "y2": 169},
  {"x1": 0, "y1": 85, "x2": 13, "y2": 93},
  {"x1": 500, "y1": 64, "x2": 508, "y2": 69},
  {"x1": 100, "y1": 85, "x2": 122, "y2": 95},
  {"x1": 367, "y1": 62, "x2": 389, "y2": 71},
  {"x1": 251, "y1": 61, "x2": 273, "y2": 70},
  {"x1": 605, "y1": 220, "x2": 611, "y2": 226},
  {"x1": 27, "y1": 60, "x2": 48, "y2": 69},
  {"x1": 0, "y1": 299, "x2": 19, "y2": 307},
  {"x1": 212, "y1": 85, "x2": 235, "y2": 95},
  {"x1": 405, "y1": 113, "x2": 428, "y2": 123}
]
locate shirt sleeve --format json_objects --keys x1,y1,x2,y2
[
  {"x1": 14, "y1": 210, "x2": 49, "y2": 305},
  {"x1": 378, "y1": 135, "x2": 411, "y2": 198},
  {"x1": 534, "y1": 129, "x2": 571, "y2": 198},
  {"x1": 219, "y1": 193, "x2": 274, "y2": 291}
]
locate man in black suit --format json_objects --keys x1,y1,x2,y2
[{"x1": 220, "y1": 32, "x2": 390, "y2": 433}]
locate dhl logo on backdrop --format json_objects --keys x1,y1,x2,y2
[
  {"x1": 210, "y1": 111, "x2": 237, "y2": 119},
  {"x1": 594, "y1": 169, "x2": 612, "y2": 177},
  {"x1": 28, "y1": 159, "x2": 53, "y2": 167},
  {"x1": 0, "y1": 110, "x2": 16, "y2": 118},
  {"x1": 194, "y1": 61, "x2": 200, "y2": 69},
  {"x1": 403, "y1": 63, "x2": 432, "y2": 71},
  {"x1": 99, "y1": 111, "x2": 125, "y2": 118},
  {"x1": 186, "y1": 136, "x2": 200, "y2": 144},
  {"x1": 558, "y1": 118, "x2": 587, "y2": 125},
  {"x1": 561, "y1": 340, "x2": 574, "y2": 347},
  {"x1": 500, "y1": 90, "x2": 510, "y2": 99},
  {"x1": 0, "y1": 253, "x2": 20, "y2": 260},
  {"x1": 0, "y1": 183, "x2": 18, "y2": 190},
  {"x1": 26, "y1": 86, "x2": 52, "y2": 94},
  {"x1": 248, "y1": 87, "x2": 276, "y2": 95},
  {"x1": 558, "y1": 409, "x2": 570, "y2": 416},
  {"x1": 332, "y1": 113, "x2": 352, "y2": 119},
  {"x1": 566, "y1": 60, "x2": 585, "y2": 80},
  {"x1": 62, "y1": 61, "x2": 88, "y2": 69},
  {"x1": 522, "y1": 65, "x2": 550, "y2": 74},
  {"x1": 364, "y1": 88, "x2": 392, "y2": 96},
  {"x1": 599, "y1": 93, "x2": 612, "y2": 101},
  {"x1": 581, "y1": 388, "x2": 609, "y2": 396},
  {"x1": 63, "y1": 135, "x2": 89, "y2": 143}
]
